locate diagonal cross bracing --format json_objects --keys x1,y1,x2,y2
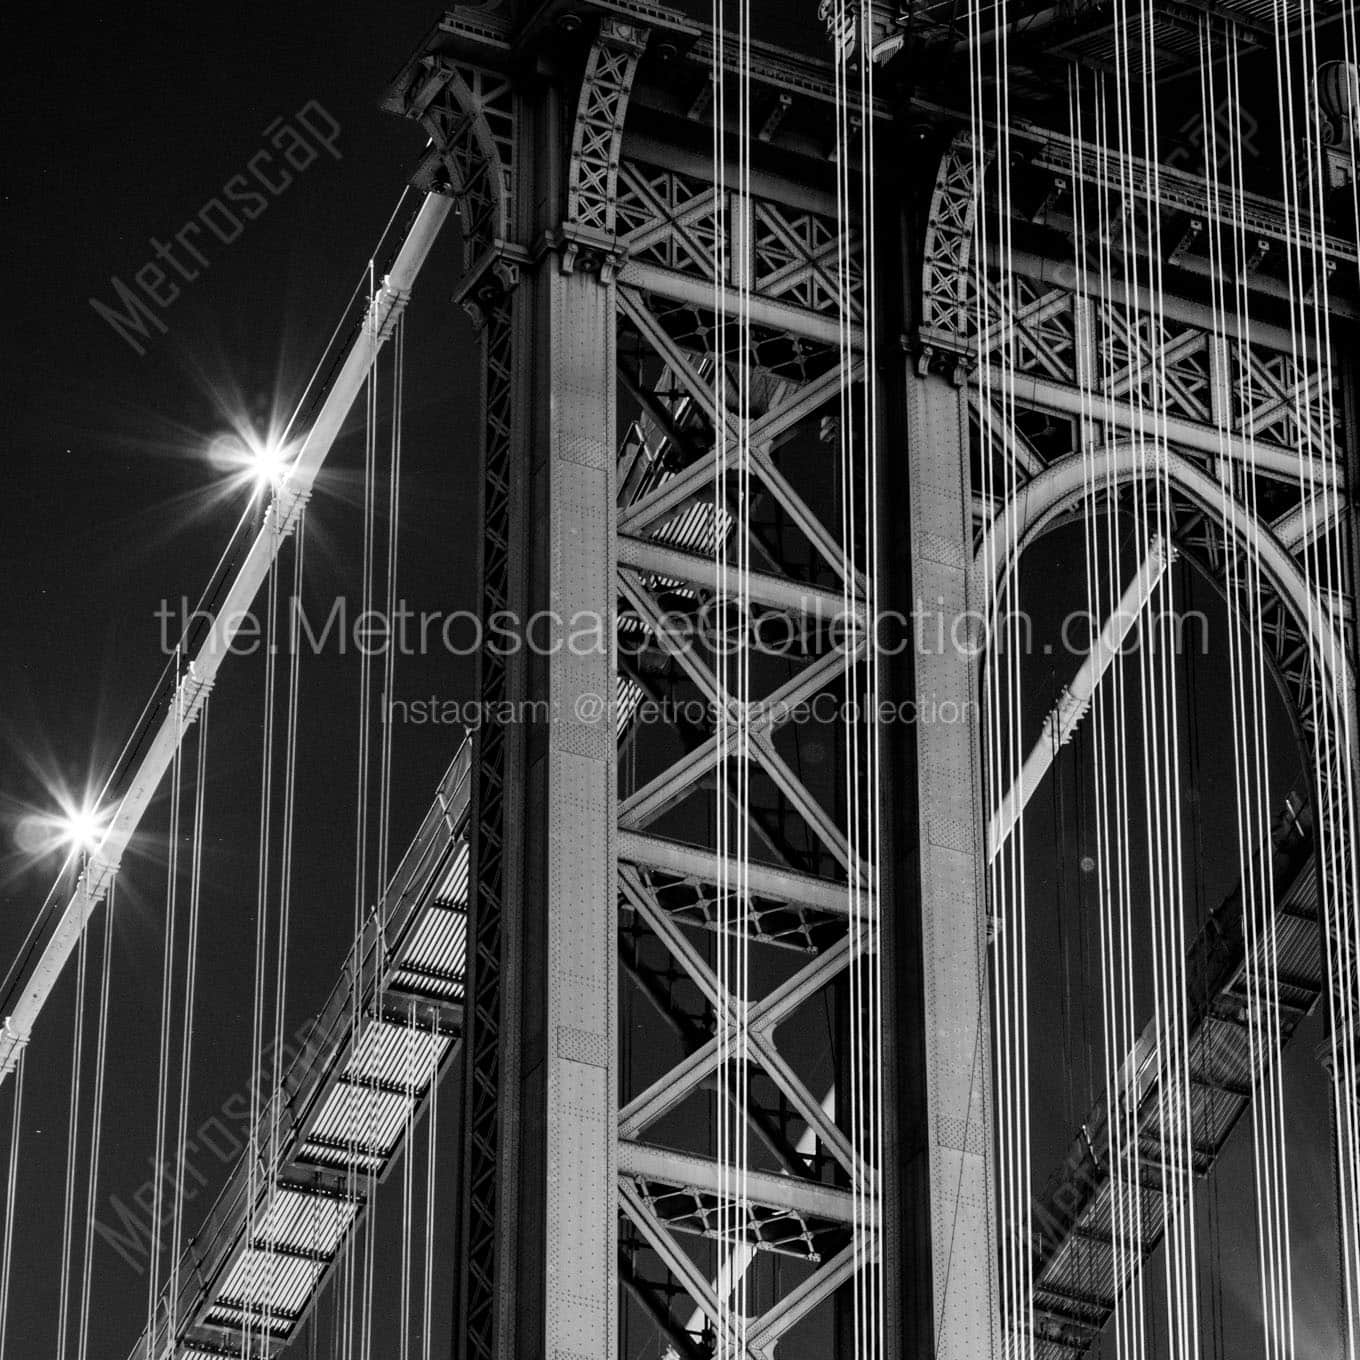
[
  {"x1": 610, "y1": 252, "x2": 882, "y2": 1357},
  {"x1": 989, "y1": 537, "x2": 1174, "y2": 859}
]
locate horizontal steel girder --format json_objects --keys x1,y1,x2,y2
[
  {"x1": 617, "y1": 1139, "x2": 867, "y2": 1227},
  {"x1": 618, "y1": 260, "x2": 861, "y2": 350},
  {"x1": 617, "y1": 831, "x2": 863, "y2": 917},
  {"x1": 986, "y1": 368, "x2": 1344, "y2": 486},
  {"x1": 617, "y1": 535, "x2": 863, "y2": 620}
]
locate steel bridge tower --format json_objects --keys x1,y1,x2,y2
[
  {"x1": 373, "y1": 3, "x2": 1358, "y2": 1358},
  {"x1": 1, "y1": 3, "x2": 1354, "y2": 1357},
  {"x1": 380, "y1": 5, "x2": 997, "y2": 1355}
]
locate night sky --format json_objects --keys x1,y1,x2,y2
[
  {"x1": 0, "y1": 4, "x2": 1347, "y2": 1358},
  {"x1": 2, "y1": 4, "x2": 485, "y2": 1355}
]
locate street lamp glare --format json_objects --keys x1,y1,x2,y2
[
  {"x1": 250, "y1": 438, "x2": 290, "y2": 490},
  {"x1": 57, "y1": 806, "x2": 103, "y2": 855}
]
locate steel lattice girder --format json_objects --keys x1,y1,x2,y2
[
  {"x1": 610, "y1": 164, "x2": 884, "y2": 1349},
  {"x1": 130, "y1": 749, "x2": 472, "y2": 1360},
  {"x1": 380, "y1": 7, "x2": 1360, "y2": 1360}
]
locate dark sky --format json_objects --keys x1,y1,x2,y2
[
  {"x1": 0, "y1": 5, "x2": 484, "y2": 1356},
  {"x1": 0, "y1": 4, "x2": 1346, "y2": 1358}
]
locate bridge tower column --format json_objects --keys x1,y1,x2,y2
[
  {"x1": 386, "y1": 6, "x2": 996, "y2": 1358},
  {"x1": 879, "y1": 128, "x2": 1001, "y2": 1360},
  {"x1": 513, "y1": 256, "x2": 624, "y2": 1359},
  {"x1": 389, "y1": 13, "x2": 653, "y2": 1358},
  {"x1": 896, "y1": 365, "x2": 1000, "y2": 1359}
]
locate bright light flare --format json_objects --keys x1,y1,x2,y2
[
  {"x1": 57, "y1": 805, "x2": 106, "y2": 855},
  {"x1": 205, "y1": 427, "x2": 297, "y2": 495},
  {"x1": 248, "y1": 436, "x2": 291, "y2": 489},
  {"x1": 13, "y1": 798, "x2": 109, "y2": 860}
]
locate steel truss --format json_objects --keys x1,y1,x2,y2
[
  {"x1": 383, "y1": 8, "x2": 898, "y2": 1357},
  {"x1": 937, "y1": 110, "x2": 1359, "y2": 1352},
  {"x1": 377, "y1": 5, "x2": 1360, "y2": 1359},
  {"x1": 5, "y1": 5, "x2": 1355, "y2": 1360},
  {"x1": 610, "y1": 288, "x2": 877, "y2": 1360}
]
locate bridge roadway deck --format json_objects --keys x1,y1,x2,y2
[
  {"x1": 132, "y1": 743, "x2": 472, "y2": 1360},
  {"x1": 1025, "y1": 807, "x2": 1323, "y2": 1357}
]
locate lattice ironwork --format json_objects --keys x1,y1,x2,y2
[
  {"x1": 627, "y1": 862, "x2": 844, "y2": 953},
  {"x1": 1231, "y1": 338, "x2": 1343, "y2": 455},
  {"x1": 1094, "y1": 306, "x2": 1213, "y2": 421},
  {"x1": 625, "y1": 1177, "x2": 847, "y2": 1261},
  {"x1": 917, "y1": 101, "x2": 1360, "y2": 1351},
  {"x1": 919, "y1": 131, "x2": 988, "y2": 362},
  {"x1": 976, "y1": 272, "x2": 1346, "y2": 471},
  {"x1": 458, "y1": 290, "x2": 521, "y2": 1360},
  {"x1": 611, "y1": 247, "x2": 883, "y2": 1353},
  {"x1": 616, "y1": 157, "x2": 863, "y2": 323},
  {"x1": 62, "y1": 12, "x2": 1360, "y2": 1360},
  {"x1": 751, "y1": 198, "x2": 863, "y2": 320},
  {"x1": 616, "y1": 162, "x2": 724, "y2": 277},
  {"x1": 389, "y1": 56, "x2": 514, "y2": 271},
  {"x1": 978, "y1": 274, "x2": 1079, "y2": 385},
  {"x1": 568, "y1": 20, "x2": 649, "y2": 235}
]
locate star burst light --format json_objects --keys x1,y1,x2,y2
[
  {"x1": 55, "y1": 803, "x2": 105, "y2": 855},
  {"x1": 205, "y1": 424, "x2": 297, "y2": 496},
  {"x1": 13, "y1": 795, "x2": 109, "y2": 861}
]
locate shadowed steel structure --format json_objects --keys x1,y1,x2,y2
[
  {"x1": 3, "y1": 2, "x2": 1359, "y2": 1359},
  {"x1": 374, "y1": 4, "x2": 1358, "y2": 1358}
]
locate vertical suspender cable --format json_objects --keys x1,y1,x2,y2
[
  {"x1": 342, "y1": 257, "x2": 382, "y2": 1360},
  {"x1": 1298, "y1": 4, "x2": 1360, "y2": 1338},
  {"x1": 967, "y1": 0, "x2": 1006, "y2": 1343},
  {"x1": 1202, "y1": 24, "x2": 1275, "y2": 1354},
  {"x1": 1207, "y1": 23, "x2": 1299, "y2": 1353},
  {"x1": 246, "y1": 521, "x2": 281, "y2": 1357},
  {"x1": 831, "y1": 2, "x2": 856, "y2": 1347},
  {"x1": 854, "y1": 8, "x2": 884, "y2": 1357},
  {"x1": 832, "y1": 8, "x2": 866, "y2": 1351},
  {"x1": 398, "y1": 1006, "x2": 416, "y2": 1360},
  {"x1": 710, "y1": 0, "x2": 732, "y2": 1348},
  {"x1": 145, "y1": 667, "x2": 186, "y2": 1358},
  {"x1": 0, "y1": 1050, "x2": 23, "y2": 1360},
  {"x1": 1143, "y1": 5, "x2": 1201, "y2": 1347},
  {"x1": 379, "y1": 316, "x2": 407, "y2": 907},
  {"x1": 269, "y1": 518, "x2": 305, "y2": 1199},
  {"x1": 422, "y1": 1014, "x2": 438, "y2": 1360},
  {"x1": 1272, "y1": 0, "x2": 1360, "y2": 1344},
  {"x1": 55, "y1": 878, "x2": 90, "y2": 1360},
  {"x1": 168, "y1": 696, "x2": 211, "y2": 1347},
  {"x1": 76, "y1": 877, "x2": 115, "y2": 1360}
]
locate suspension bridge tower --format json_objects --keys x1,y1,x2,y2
[
  {"x1": 376, "y1": 0, "x2": 1360, "y2": 1356},
  {"x1": 3, "y1": 2, "x2": 1357, "y2": 1359},
  {"x1": 376, "y1": 3, "x2": 1003, "y2": 1356}
]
